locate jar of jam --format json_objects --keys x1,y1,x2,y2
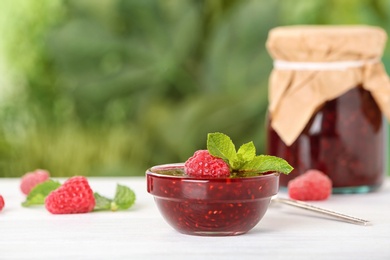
[{"x1": 265, "y1": 26, "x2": 390, "y2": 193}]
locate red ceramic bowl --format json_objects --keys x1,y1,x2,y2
[{"x1": 146, "y1": 163, "x2": 279, "y2": 236}]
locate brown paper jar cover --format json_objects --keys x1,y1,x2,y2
[{"x1": 266, "y1": 25, "x2": 390, "y2": 146}]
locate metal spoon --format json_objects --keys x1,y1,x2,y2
[{"x1": 272, "y1": 197, "x2": 370, "y2": 226}]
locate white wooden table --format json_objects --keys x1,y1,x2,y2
[{"x1": 1, "y1": 176, "x2": 389, "y2": 259}]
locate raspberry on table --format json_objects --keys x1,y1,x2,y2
[
  {"x1": 288, "y1": 169, "x2": 332, "y2": 201},
  {"x1": 0, "y1": 195, "x2": 4, "y2": 212},
  {"x1": 184, "y1": 150, "x2": 231, "y2": 178},
  {"x1": 20, "y1": 169, "x2": 50, "y2": 195},
  {"x1": 45, "y1": 176, "x2": 95, "y2": 214}
]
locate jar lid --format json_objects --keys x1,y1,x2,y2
[
  {"x1": 266, "y1": 25, "x2": 387, "y2": 62},
  {"x1": 266, "y1": 25, "x2": 390, "y2": 146}
]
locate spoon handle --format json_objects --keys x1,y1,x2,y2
[{"x1": 273, "y1": 197, "x2": 370, "y2": 225}]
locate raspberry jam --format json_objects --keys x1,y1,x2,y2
[
  {"x1": 267, "y1": 86, "x2": 386, "y2": 193},
  {"x1": 146, "y1": 163, "x2": 279, "y2": 236}
]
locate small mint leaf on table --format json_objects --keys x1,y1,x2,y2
[
  {"x1": 113, "y1": 184, "x2": 136, "y2": 210},
  {"x1": 22, "y1": 180, "x2": 61, "y2": 207},
  {"x1": 94, "y1": 184, "x2": 136, "y2": 211},
  {"x1": 93, "y1": 193, "x2": 112, "y2": 211}
]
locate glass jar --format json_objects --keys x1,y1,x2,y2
[
  {"x1": 265, "y1": 26, "x2": 390, "y2": 193},
  {"x1": 267, "y1": 85, "x2": 386, "y2": 193}
]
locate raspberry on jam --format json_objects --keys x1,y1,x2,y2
[{"x1": 184, "y1": 150, "x2": 230, "y2": 178}]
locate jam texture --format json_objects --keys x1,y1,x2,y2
[
  {"x1": 267, "y1": 86, "x2": 385, "y2": 192},
  {"x1": 147, "y1": 164, "x2": 279, "y2": 236}
]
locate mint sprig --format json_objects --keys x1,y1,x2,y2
[
  {"x1": 207, "y1": 132, "x2": 293, "y2": 176},
  {"x1": 94, "y1": 184, "x2": 136, "y2": 211}
]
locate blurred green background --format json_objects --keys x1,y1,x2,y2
[{"x1": 0, "y1": 0, "x2": 389, "y2": 177}]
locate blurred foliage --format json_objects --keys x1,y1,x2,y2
[{"x1": 0, "y1": 0, "x2": 389, "y2": 177}]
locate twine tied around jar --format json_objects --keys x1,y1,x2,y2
[
  {"x1": 266, "y1": 25, "x2": 390, "y2": 146},
  {"x1": 273, "y1": 58, "x2": 380, "y2": 71}
]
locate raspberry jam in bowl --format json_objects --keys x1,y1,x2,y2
[{"x1": 146, "y1": 163, "x2": 280, "y2": 236}]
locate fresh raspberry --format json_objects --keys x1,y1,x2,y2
[
  {"x1": 288, "y1": 169, "x2": 332, "y2": 201},
  {"x1": 0, "y1": 195, "x2": 4, "y2": 212},
  {"x1": 45, "y1": 176, "x2": 95, "y2": 214},
  {"x1": 184, "y1": 150, "x2": 230, "y2": 178},
  {"x1": 20, "y1": 169, "x2": 50, "y2": 195}
]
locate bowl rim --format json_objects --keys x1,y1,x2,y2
[{"x1": 146, "y1": 163, "x2": 280, "y2": 181}]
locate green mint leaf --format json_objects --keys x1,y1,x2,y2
[
  {"x1": 22, "y1": 180, "x2": 61, "y2": 207},
  {"x1": 207, "y1": 132, "x2": 237, "y2": 164},
  {"x1": 240, "y1": 155, "x2": 293, "y2": 175},
  {"x1": 231, "y1": 142, "x2": 256, "y2": 170},
  {"x1": 93, "y1": 193, "x2": 112, "y2": 211},
  {"x1": 112, "y1": 184, "x2": 136, "y2": 211},
  {"x1": 237, "y1": 141, "x2": 256, "y2": 162},
  {"x1": 94, "y1": 184, "x2": 135, "y2": 211}
]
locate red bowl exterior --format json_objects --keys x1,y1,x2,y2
[{"x1": 146, "y1": 163, "x2": 279, "y2": 236}]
